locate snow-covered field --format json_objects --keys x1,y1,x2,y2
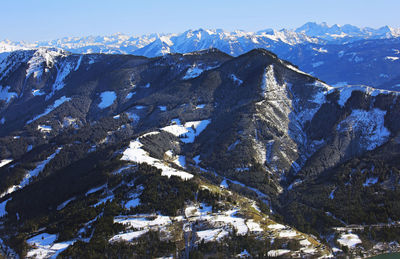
[
  {"x1": 337, "y1": 233, "x2": 362, "y2": 248},
  {"x1": 26, "y1": 233, "x2": 75, "y2": 259}
]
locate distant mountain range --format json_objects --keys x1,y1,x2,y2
[{"x1": 1, "y1": 22, "x2": 400, "y2": 91}]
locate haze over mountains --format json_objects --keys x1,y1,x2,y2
[{"x1": 2, "y1": 22, "x2": 400, "y2": 90}]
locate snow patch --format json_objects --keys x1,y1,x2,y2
[
  {"x1": 27, "y1": 233, "x2": 75, "y2": 259},
  {"x1": 161, "y1": 119, "x2": 211, "y2": 143},
  {"x1": 109, "y1": 230, "x2": 148, "y2": 243},
  {"x1": 0, "y1": 198, "x2": 11, "y2": 217},
  {"x1": 337, "y1": 109, "x2": 390, "y2": 150},
  {"x1": 363, "y1": 177, "x2": 378, "y2": 187},
  {"x1": 230, "y1": 74, "x2": 243, "y2": 85},
  {"x1": 0, "y1": 159, "x2": 12, "y2": 168},
  {"x1": 267, "y1": 249, "x2": 290, "y2": 257},
  {"x1": 27, "y1": 96, "x2": 71, "y2": 124},
  {"x1": 385, "y1": 56, "x2": 399, "y2": 61},
  {"x1": 37, "y1": 125, "x2": 52, "y2": 133},
  {"x1": 124, "y1": 198, "x2": 141, "y2": 209},
  {"x1": 337, "y1": 233, "x2": 362, "y2": 248},
  {"x1": 183, "y1": 66, "x2": 203, "y2": 80},
  {"x1": 121, "y1": 138, "x2": 193, "y2": 180},
  {"x1": 196, "y1": 228, "x2": 229, "y2": 243},
  {"x1": 98, "y1": 91, "x2": 116, "y2": 109}
]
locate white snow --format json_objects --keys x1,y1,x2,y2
[
  {"x1": 18, "y1": 147, "x2": 62, "y2": 189},
  {"x1": 46, "y1": 60, "x2": 74, "y2": 99},
  {"x1": 237, "y1": 249, "x2": 251, "y2": 258},
  {"x1": 193, "y1": 155, "x2": 201, "y2": 164},
  {"x1": 385, "y1": 56, "x2": 399, "y2": 61},
  {"x1": 26, "y1": 233, "x2": 75, "y2": 259},
  {"x1": 74, "y1": 55, "x2": 83, "y2": 71},
  {"x1": 27, "y1": 233, "x2": 57, "y2": 247},
  {"x1": 124, "y1": 198, "x2": 141, "y2": 209},
  {"x1": 195, "y1": 104, "x2": 205, "y2": 109},
  {"x1": 220, "y1": 180, "x2": 229, "y2": 188},
  {"x1": 161, "y1": 119, "x2": 211, "y2": 143},
  {"x1": 114, "y1": 215, "x2": 172, "y2": 230},
  {"x1": 27, "y1": 96, "x2": 71, "y2": 124},
  {"x1": 57, "y1": 197, "x2": 75, "y2": 210},
  {"x1": 121, "y1": 138, "x2": 193, "y2": 180},
  {"x1": 196, "y1": 228, "x2": 229, "y2": 242},
  {"x1": 246, "y1": 219, "x2": 263, "y2": 232},
  {"x1": 109, "y1": 230, "x2": 148, "y2": 243},
  {"x1": 0, "y1": 159, "x2": 12, "y2": 168},
  {"x1": 337, "y1": 233, "x2": 362, "y2": 248},
  {"x1": 300, "y1": 239, "x2": 312, "y2": 246},
  {"x1": 126, "y1": 92, "x2": 135, "y2": 99},
  {"x1": 337, "y1": 108, "x2": 390, "y2": 150},
  {"x1": 158, "y1": 105, "x2": 167, "y2": 111},
  {"x1": 312, "y1": 47, "x2": 328, "y2": 53},
  {"x1": 26, "y1": 48, "x2": 65, "y2": 80},
  {"x1": 267, "y1": 249, "x2": 291, "y2": 257},
  {"x1": 279, "y1": 229, "x2": 298, "y2": 238},
  {"x1": 230, "y1": 74, "x2": 243, "y2": 85},
  {"x1": 173, "y1": 155, "x2": 186, "y2": 168},
  {"x1": 98, "y1": 91, "x2": 117, "y2": 109},
  {"x1": 0, "y1": 198, "x2": 11, "y2": 217},
  {"x1": 183, "y1": 66, "x2": 203, "y2": 79},
  {"x1": 32, "y1": 89, "x2": 45, "y2": 96},
  {"x1": 363, "y1": 177, "x2": 378, "y2": 187},
  {"x1": 37, "y1": 125, "x2": 52, "y2": 132},
  {"x1": 329, "y1": 188, "x2": 336, "y2": 200},
  {"x1": 85, "y1": 184, "x2": 106, "y2": 196},
  {"x1": 126, "y1": 112, "x2": 140, "y2": 122},
  {"x1": 209, "y1": 209, "x2": 248, "y2": 235},
  {"x1": 268, "y1": 224, "x2": 286, "y2": 230}
]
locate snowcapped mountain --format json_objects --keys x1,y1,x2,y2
[
  {"x1": 1, "y1": 47, "x2": 400, "y2": 257},
  {"x1": 296, "y1": 22, "x2": 400, "y2": 42},
  {"x1": 1, "y1": 23, "x2": 400, "y2": 91},
  {"x1": 2, "y1": 23, "x2": 399, "y2": 57}
]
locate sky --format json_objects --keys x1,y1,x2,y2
[{"x1": 1, "y1": 0, "x2": 399, "y2": 42}]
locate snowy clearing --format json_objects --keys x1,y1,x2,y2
[
  {"x1": 121, "y1": 138, "x2": 193, "y2": 180},
  {"x1": 109, "y1": 230, "x2": 148, "y2": 243},
  {"x1": 98, "y1": 91, "x2": 117, "y2": 109},
  {"x1": 26, "y1": 233, "x2": 75, "y2": 259},
  {"x1": 196, "y1": 228, "x2": 229, "y2": 243},
  {"x1": 161, "y1": 119, "x2": 211, "y2": 143},
  {"x1": 337, "y1": 233, "x2": 362, "y2": 248}
]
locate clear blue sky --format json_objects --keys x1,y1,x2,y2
[{"x1": 1, "y1": 0, "x2": 399, "y2": 41}]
